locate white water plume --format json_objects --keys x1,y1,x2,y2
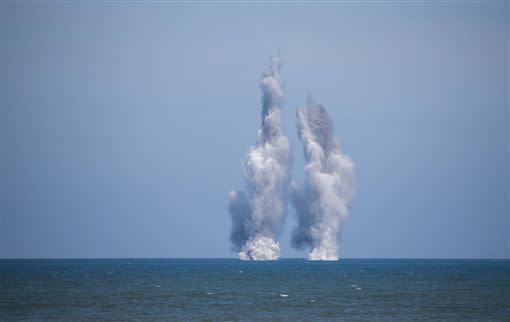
[
  {"x1": 228, "y1": 53, "x2": 291, "y2": 260},
  {"x1": 291, "y1": 97, "x2": 354, "y2": 260}
]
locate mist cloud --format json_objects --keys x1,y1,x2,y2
[
  {"x1": 228, "y1": 53, "x2": 291, "y2": 260},
  {"x1": 291, "y1": 97, "x2": 354, "y2": 260}
]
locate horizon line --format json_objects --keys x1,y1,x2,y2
[{"x1": 1, "y1": 257, "x2": 509, "y2": 261}]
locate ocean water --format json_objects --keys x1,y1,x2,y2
[{"x1": 1, "y1": 259, "x2": 509, "y2": 321}]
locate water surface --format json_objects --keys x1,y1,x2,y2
[{"x1": 2, "y1": 259, "x2": 509, "y2": 320}]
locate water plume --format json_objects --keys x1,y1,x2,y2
[
  {"x1": 228, "y1": 53, "x2": 291, "y2": 260},
  {"x1": 291, "y1": 97, "x2": 354, "y2": 260}
]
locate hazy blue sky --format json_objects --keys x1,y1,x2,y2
[{"x1": 2, "y1": 1, "x2": 508, "y2": 259}]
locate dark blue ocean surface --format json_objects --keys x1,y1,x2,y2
[{"x1": 1, "y1": 259, "x2": 509, "y2": 320}]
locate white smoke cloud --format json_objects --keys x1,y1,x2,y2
[
  {"x1": 291, "y1": 97, "x2": 355, "y2": 260},
  {"x1": 228, "y1": 52, "x2": 292, "y2": 260}
]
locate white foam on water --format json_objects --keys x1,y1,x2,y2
[
  {"x1": 207, "y1": 292, "x2": 214, "y2": 295},
  {"x1": 155, "y1": 285, "x2": 160, "y2": 288},
  {"x1": 356, "y1": 287, "x2": 362, "y2": 291},
  {"x1": 310, "y1": 299, "x2": 316, "y2": 303},
  {"x1": 280, "y1": 294, "x2": 288, "y2": 298}
]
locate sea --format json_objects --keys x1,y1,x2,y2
[{"x1": 1, "y1": 259, "x2": 509, "y2": 321}]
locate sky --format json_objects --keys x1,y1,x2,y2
[{"x1": 2, "y1": 0, "x2": 508, "y2": 259}]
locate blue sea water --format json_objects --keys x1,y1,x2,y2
[{"x1": 1, "y1": 259, "x2": 509, "y2": 321}]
